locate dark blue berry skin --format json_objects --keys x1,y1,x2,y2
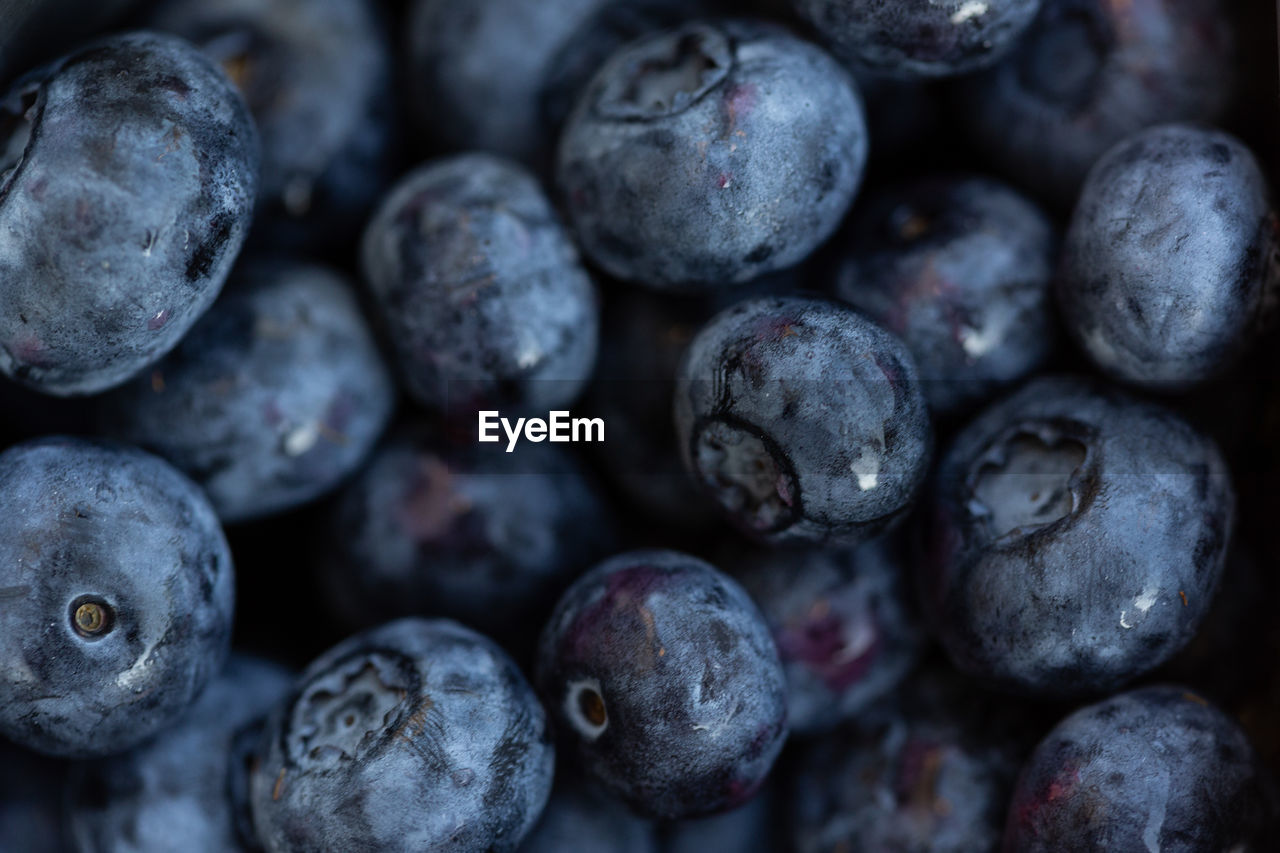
[
  {"x1": 790, "y1": 669, "x2": 1038, "y2": 853},
  {"x1": 361, "y1": 153, "x2": 598, "y2": 418},
  {"x1": 321, "y1": 429, "x2": 616, "y2": 640},
  {"x1": 660, "y1": 785, "x2": 780, "y2": 853},
  {"x1": 1003, "y1": 686, "x2": 1278, "y2": 852},
  {"x1": 146, "y1": 0, "x2": 395, "y2": 253},
  {"x1": 0, "y1": 437, "x2": 235, "y2": 758},
  {"x1": 97, "y1": 259, "x2": 395, "y2": 524},
  {"x1": 0, "y1": 31, "x2": 259, "y2": 397},
  {"x1": 1057, "y1": 124, "x2": 1279, "y2": 390},
  {"x1": 918, "y1": 376, "x2": 1234, "y2": 698},
  {"x1": 953, "y1": 0, "x2": 1236, "y2": 206},
  {"x1": 674, "y1": 296, "x2": 933, "y2": 546},
  {"x1": 518, "y1": 778, "x2": 658, "y2": 853},
  {"x1": 557, "y1": 20, "x2": 868, "y2": 290},
  {"x1": 408, "y1": 0, "x2": 713, "y2": 171},
  {"x1": 791, "y1": 0, "x2": 1042, "y2": 79},
  {"x1": 68, "y1": 655, "x2": 293, "y2": 853},
  {"x1": 249, "y1": 618, "x2": 554, "y2": 853},
  {"x1": 834, "y1": 175, "x2": 1057, "y2": 415},
  {"x1": 0, "y1": 739, "x2": 73, "y2": 853},
  {"x1": 730, "y1": 538, "x2": 923, "y2": 735},
  {"x1": 536, "y1": 550, "x2": 788, "y2": 820}
]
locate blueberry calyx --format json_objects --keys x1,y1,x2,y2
[
  {"x1": 69, "y1": 595, "x2": 114, "y2": 640},
  {"x1": 595, "y1": 25, "x2": 731, "y2": 121}
]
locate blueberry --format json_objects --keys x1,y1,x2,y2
[
  {"x1": 660, "y1": 784, "x2": 781, "y2": 853},
  {"x1": 0, "y1": 437, "x2": 235, "y2": 758},
  {"x1": 68, "y1": 655, "x2": 293, "y2": 853},
  {"x1": 790, "y1": 0, "x2": 1042, "y2": 79},
  {"x1": 407, "y1": 0, "x2": 712, "y2": 170},
  {"x1": 918, "y1": 376, "x2": 1233, "y2": 697},
  {"x1": 147, "y1": 0, "x2": 395, "y2": 252},
  {"x1": 952, "y1": 0, "x2": 1236, "y2": 205},
  {"x1": 98, "y1": 258, "x2": 395, "y2": 524},
  {"x1": 361, "y1": 153, "x2": 599, "y2": 417},
  {"x1": 834, "y1": 174, "x2": 1058, "y2": 415},
  {"x1": 0, "y1": 31, "x2": 259, "y2": 396},
  {"x1": 519, "y1": 778, "x2": 658, "y2": 853},
  {"x1": 729, "y1": 537, "x2": 923, "y2": 734},
  {"x1": 1057, "y1": 124, "x2": 1279, "y2": 389},
  {"x1": 790, "y1": 669, "x2": 1038, "y2": 853},
  {"x1": 321, "y1": 429, "x2": 616, "y2": 640},
  {"x1": 249, "y1": 618, "x2": 554, "y2": 853},
  {"x1": 536, "y1": 549, "x2": 788, "y2": 819},
  {"x1": 1003, "y1": 686, "x2": 1278, "y2": 851},
  {"x1": 674, "y1": 295, "x2": 932, "y2": 545},
  {"x1": 0, "y1": 739, "x2": 72, "y2": 853},
  {"x1": 557, "y1": 20, "x2": 868, "y2": 289}
]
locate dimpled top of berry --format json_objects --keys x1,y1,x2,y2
[
  {"x1": 675, "y1": 295, "x2": 932, "y2": 545},
  {"x1": 920, "y1": 376, "x2": 1233, "y2": 698},
  {"x1": 536, "y1": 549, "x2": 788, "y2": 819},
  {"x1": 249, "y1": 618, "x2": 553, "y2": 853},
  {"x1": 0, "y1": 436, "x2": 234, "y2": 758},
  {"x1": 0, "y1": 31, "x2": 259, "y2": 396}
]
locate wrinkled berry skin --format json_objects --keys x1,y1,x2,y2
[
  {"x1": 731, "y1": 539, "x2": 922, "y2": 734},
  {"x1": 791, "y1": 0, "x2": 1041, "y2": 79},
  {"x1": 0, "y1": 437, "x2": 235, "y2": 758},
  {"x1": 0, "y1": 739, "x2": 72, "y2": 853},
  {"x1": 147, "y1": 0, "x2": 394, "y2": 252},
  {"x1": 408, "y1": 0, "x2": 710, "y2": 170},
  {"x1": 361, "y1": 153, "x2": 598, "y2": 417},
  {"x1": 834, "y1": 175, "x2": 1057, "y2": 415},
  {"x1": 0, "y1": 32, "x2": 259, "y2": 396},
  {"x1": 675, "y1": 296, "x2": 932, "y2": 546},
  {"x1": 919, "y1": 376, "x2": 1233, "y2": 698},
  {"x1": 536, "y1": 550, "x2": 788, "y2": 820},
  {"x1": 1057, "y1": 124, "x2": 1279, "y2": 389},
  {"x1": 558, "y1": 21, "x2": 867, "y2": 290},
  {"x1": 953, "y1": 0, "x2": 1235, "y2": 205},
  {"x1": 321, "y1": 430, "x2": 615, "y2": 640},
  {"x1": 68, "y1": 655, "x2": 293, "y2": 853},
  {"x1": 791, "y1": 670, "x2": 1036, "y2": 853},
  {"x1": 519, "y1": 778, "x2": 658, "y2": 853},
  {"x1": 1003, "y1": 686, "x2": 1278, "y2": 852},
  {"x1": 98, "y1": 259, "x2": 395, "y2": 524},
  {"x1": 250, "y1": 618, "x2": 554, "y2": 853}
]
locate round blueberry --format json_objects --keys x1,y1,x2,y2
[
  {"x1": 731, "y1": 538, "x2": 923, "y2": 734},
  {"x1": 98, "y1": 258, "x2": 396, "y2": 524},
  {"x1": 790, "y1": 669, "x2": 1036, "y2": 853},
  {"x1": 321, "y1": 429, "x2": 616, "y2": 640},
  {"x1": 953, "y1": 0, "x2": 1236, "y2": 205},
  {"x1": 1057, "y1": 124, "x2": 1279, "y2": 389},
  {"x1": 557, "y1": 20, "x2": 867, "y2": 289},
  {"x1": 68, "y1": 655, "x2": 293, "y2": 852},
  {"x1": 0, "y1": 437, "x2": 235, "y2": 758},
  {"x1": 675, "y1": 295, "x2": 932, "y2": 545},
  {"x1": 250, "y1": 618, "x2": 554, "y2": 853},
  {"x1": 536, "y1": 550, "x2": 788, "y2": 820},
  {"x1": 361, "y1": 153, "x2": 599, "y2": 417},
  {"x1": 407, "y1": 0, "x2": 712, "y2": 170},
  {"x1": 790, "y1": 0, "x2": 1042, "y2": 79},
  {"x1": 1004, "y1": 686, "x2": 1278, "y2": 851},
  {"x1": 147, "y1": 0, "x2": 395, "y2": 251},
  {"x1": 834, "y1": 174, "x2": 1058, "y2": 414},
  {"x1": 0, "y1": 31, "x2": 259, "y2": 396},
  {"x1": 918, "y1": 376, "x2": 1234, "y2": 697}
]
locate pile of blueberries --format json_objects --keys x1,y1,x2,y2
[{"x1": 2, "y1": 0, "x2": 1280, "y2": 851}]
